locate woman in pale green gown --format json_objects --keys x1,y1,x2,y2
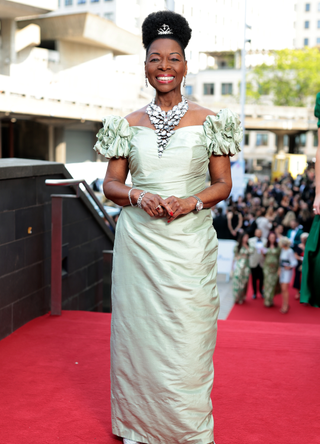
[
  {"x1": 94, "y1": 11, "x2": 242, "y2": 444},
  {"x1": 232, "y1": 232, "x2": 253, "y2": 304}
]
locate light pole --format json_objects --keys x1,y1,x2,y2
[{"x1": 239, "y1": 0, "x2": 251, "y2": 169}]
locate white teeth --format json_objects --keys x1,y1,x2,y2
[{"x1": 157, "y1": 77, "x2": 174, "y2": 81}]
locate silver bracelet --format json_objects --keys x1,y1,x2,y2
[
  {"x1": 128, "y1": 188, "x2": 137, "y2": 207},
  {"x1": 137, "y1": 191, "x2": 147, "y2": 209}
]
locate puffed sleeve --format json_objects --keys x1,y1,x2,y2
[
  {"x1": 93, "y1": 115, "x2": 132, "y2": 159},
  {"x1": 203, "y1": 109, "x2": 243, "y2": 157}
]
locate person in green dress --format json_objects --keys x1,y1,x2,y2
[
  {"x1": 300, "y1": 92, "x2": 320, "y2": 307},
  {"x1": 232, "y1": 232, "x2": 254, "y2": 304},
  {"x1": 262, "y1": 232, "x2": 281, "y2": 307},
  {"x1": 93, "y1": 10, "x2": 243, "y2": 444}
]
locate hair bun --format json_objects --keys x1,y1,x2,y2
[{"x1": 142, "y1": 10, "x2": 192, "y2": 50}]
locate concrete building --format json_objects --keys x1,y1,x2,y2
[
  {"x1": 56, "y1": 0, "x2": 169, "y2": 34},
  {"x1": 294, "y1": 0, "x2": 320, "y2": 47},
  {"x1": 0, "y1": 0, "x2": 144, "y2": 163}
]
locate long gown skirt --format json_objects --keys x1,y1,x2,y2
[
  {"x1": 300, "y1": 215, "x2": 320, "y2": 307},
  {"x1": 110, "y1": 206, "x2": 219, "y2": 444}
]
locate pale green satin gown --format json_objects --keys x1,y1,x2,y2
[{"x1": 94, "y1": 109, "x2": 242, "y2": 444}]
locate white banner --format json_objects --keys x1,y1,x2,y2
[
  {"x1": 217, "y1": 239, "x2": 237, "y2": 276},
  {"x1": 230, "y1": 159, "x2": 245, "y2": 201}
]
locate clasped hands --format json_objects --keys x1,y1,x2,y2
[{"x1": 132, "y1": 191, "x2": 197, "y2": 223}]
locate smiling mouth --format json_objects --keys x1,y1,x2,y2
[{"x1": 156, "y1": 76, "x2": 175, "y2": 83}]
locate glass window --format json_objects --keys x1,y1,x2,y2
[
  {"x1": 256, "y1": 134, "x2": 268, "y2": 146},
  {"x1": 313, "y1": 131, "x2": 319, "y2": 147},
  {"x1": 104, "y1": 12, "x2": 114, "y2": 20},
  {"x1": 185, "y1": 85, "x2": 193, "y2": 96},
  {"x1": 300, "y1": 133, "x2": 306, "y2": 147},
  {"x1": 65, "y1": 0, "x2": 73, "y2": 5},
  {"x1": 78, "y1": 0, "x2": 86, "y2": 3},
  {"x1": 244, "y1": 133, "x2": 249, "y2": 145},
  {"x1": 304, "y1": 20, "x2": 309, "y2": 29},
  {"x1": 318, "y1": 2, "x2": 320, "y2": 11},
  {"x1": 304, "y1": 37, "x2": 309, "y2": 46},
  {"x1": 91, "y1": 0, "x2": 99, "y2": 2},
  {"x1": 317, "y1": 37, "x2": 320, "y2": 44},
  {"x1": 318, "y1": 20, "x2": 320, "y2": 28},
  {"x1": 221, "y1": 83, "x2": 233, "y2": 95},
  {"x1": 203, "y1": 83, "x2": 214, "y2": 95},
  {"x1": 305, "y1": 3, "x2": 310, "y2": 11}
]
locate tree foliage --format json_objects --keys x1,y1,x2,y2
[{"x1": 247, "y1": 47, "x2": 320, "y2": 107}]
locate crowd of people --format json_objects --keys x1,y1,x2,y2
[{"x1": 212, "y1": 167, "x2": 316, "y2": 313}]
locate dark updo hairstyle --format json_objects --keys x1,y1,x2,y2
[{"x1": 142, "y1": 10, "x2": 192, "y2": 59}]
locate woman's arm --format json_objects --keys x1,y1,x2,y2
[
  {"x1": 314, "y1": 128, "x2": 320, "y2": 214},
  {"x1": 234, "y1": 212, "x2": 243, "y2": 233},
  {"x1": 103, "y1": 158, "x2": 173, "y2": 218},
  {"x1": 165, "y1": 155, "x2": 232, "y2": 222},
  {"x1": 227, "y1": 211, "x2": 236, "y2": 237}
]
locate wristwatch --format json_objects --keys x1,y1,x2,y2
[{"x1": 192, "y1": 195, "x2": 203, "y2": 211}]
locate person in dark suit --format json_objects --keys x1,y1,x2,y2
[
  {"x1": 248, "y1": 229, "x2": 267, "y2": 299},
  {"x1": 243, "y1": 212, "x2": 257, "y2": 238},
  {"x1": 212, "y1": 207, "x2": 229, "y2": 239}
]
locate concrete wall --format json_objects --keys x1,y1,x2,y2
[{"x1": 0, "y1": 159, "x2": 113, "y2": 341}]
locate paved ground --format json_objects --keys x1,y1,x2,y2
[{"x1": 217, "y1": 273, "x2": 234, "y2": 320}]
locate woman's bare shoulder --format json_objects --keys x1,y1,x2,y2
[
  {"x1": 187, "y1": 101, "x2": 217, "y2": 125},
  {"x1": 125, "y1": 106, "x2": 148, "y2": 127}
]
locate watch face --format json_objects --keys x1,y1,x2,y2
[{"x1": 196, "y1": 201, "x2": 203, "y2": 211}]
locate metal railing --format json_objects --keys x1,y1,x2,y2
[{"x1": 45, "y1": 178, "x2": 115, "y2": 315}]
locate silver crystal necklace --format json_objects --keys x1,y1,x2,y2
[{"x1": 146, "y1": 95, "x2": 189, "y2": 158}]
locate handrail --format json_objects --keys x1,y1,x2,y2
[{"x1": 45, "y1": 178, "x2": 116, "y2": 229}]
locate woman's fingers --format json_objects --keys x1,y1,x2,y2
[
  {"x1": 141, "y1": 194, "x2": 172, "y2": 218},
  {"x1": 165, "y1": 196, "x2": 184, "y2": 222},
  {"x1": 158, "y1": 198, "x2": 174, "y2": 217}
]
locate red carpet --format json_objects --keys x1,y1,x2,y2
[
  {"x1": 227, "y1": 277, "x2": 320, "y2": 324},
  {"x1": 1, "y1": 311, "x2": 320, "y2": 444}
]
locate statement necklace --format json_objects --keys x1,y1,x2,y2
[{"x1": 146, "y1": 95, "x2": 189, "y2": 158}]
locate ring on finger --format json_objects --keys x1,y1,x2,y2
[{"x1": 155, "y1": 205, "x2": 162, "y2": 211}]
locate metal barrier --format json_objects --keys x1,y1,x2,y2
[{"x1": 45, "y1": 178, "x2": 115, "y2": 315}]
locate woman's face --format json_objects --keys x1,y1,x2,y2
[
  {"x1": 269, "y1": 233, "x2": 276, "y2": 244},
  {"x1": 242, "y1": 233, "x2": 249, "y2": 245},
  {"x1": 145, "y1": 38, "x2": 187, "y2": 93}
]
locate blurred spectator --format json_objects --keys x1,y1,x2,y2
[
  {"x1": 232, "y1": 232, "x2": 254, "y2": 305},
  {"x1": 271, "y1": 183, "x2": 283, "y2": 205},
  {"x1": 275, "y1": 224, "x2": 285, "y2": 243},
  {"x1": 287, "y1": 219, "x2": 303, "y2": 247},
  {"x1": 212, "y1": 207, "x2": 229, "y2": 239},
  {"x1": 282, "y1": 211, "x2": 296, "y2": 235},
  {"x1": 278, "y1": 237, "x2": 298, "y2": 314},
  {"x1": 262, "y1": 232, "x2": 281, "y2": 307},
  {"x1": 298, "y1": 205, "x2": 313, "y2": 232},
  {"x1": 273, "y1": 207, "x2": 285, "y2": 228},
  {"x1": 256, "y1": 207, "x2": 272, "y2": 239},
  {"x1": 227, "y1": 204, "x2": 243, "y2": 240},
  {"x1": 248, "y1": 229, "x2": 267, "y2": 300},
  {"x1": 243, "y1": 212, "x2": 257, "y2": 238},
  {"x1": 265, "y1": 206, "x2": 276, "y2": 223}
]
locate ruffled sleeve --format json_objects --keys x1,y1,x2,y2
[
  {"x1": 203, "y1": 109, "x2": 243, "y2": 157},
  {"x1": 93, "y1": 115, "x2": 132, "y2": 159}
]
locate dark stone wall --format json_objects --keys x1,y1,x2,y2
[{"x1": 0, "y1": 159, "x2": 114, "y2": 340}]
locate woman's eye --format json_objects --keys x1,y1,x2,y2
[
  {"x1": 171, "y1": 58, "x2": 180, "y2": 62},
  {"x1": 150, "y1": 58, "x2": 160, "y2": 62}
]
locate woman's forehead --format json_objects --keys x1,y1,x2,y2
[{"x1": 147, "y1": 38, "x2": 183, "y2": 55}]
